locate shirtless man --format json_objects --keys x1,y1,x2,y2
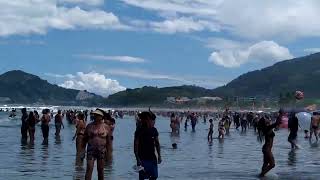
[
  {"x1": 41, "y1": 109, "x2": 51, "y2": 144},
  {"x1": 83, "y1": 109, "x2": 109, "y2": 180},
  {"x1": 310, "y1": 112, "x2": 320, "y2": 141},
  {"x1": 55, "y1": 110, "x2": 64, "y2": 136}
]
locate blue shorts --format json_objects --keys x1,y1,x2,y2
[{"x1": 139, "y1": 160, "x2": 158, "y2": 179}]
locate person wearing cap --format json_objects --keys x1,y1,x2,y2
[
  {"x1": 83, "y1": 109, "x2": 109, "y2": 180},
  {"x1": 134, "y1": 111, "x2": 161, "y2": 180}
]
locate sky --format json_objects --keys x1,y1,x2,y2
[{"x1": 0, "y1": 0, "x2": 320, "y2": 97}]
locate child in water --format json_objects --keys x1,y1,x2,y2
[{"x1": 208, "y1": 119, "x2": 214, "y2": 142}]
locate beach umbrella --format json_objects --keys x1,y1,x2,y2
[{"x1": 296, "y1": 112, "x2": 311, "y2": 130}]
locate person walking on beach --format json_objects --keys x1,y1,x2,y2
[
  {"x1": 41, "y1": 109, "x2": 51, "y2": 144},
  {"x1": 208, "y1": 119, "x2": 214, "y2": 142},
  {"x1": 83, "y1": 109, "x2": 109, "y2": 180},
  {"x1": 27, "y1": 111, "x2": 37, "y2": 142},
  {"x1": 288, "y1": 112, "x2": 299, "y2": 149},
  {"x1": 21, "y1": 108, "x2": 29, "y2": 140},
  {"x1": 134, "y1": 111, "x2": 162, "y2": 180},
  {"x1": 259, "y1": 116, "x2": 281, "y2": 177},
  {"x1": 55, "y1": 110, "x2": 64, "y2": 136},
  {"x1": 73, "y1": 112, "x2": 86, "y2": 160}
]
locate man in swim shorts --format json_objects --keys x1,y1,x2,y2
[{"x1": 83, "y1": 109, "x2": 109, "y2": 180}]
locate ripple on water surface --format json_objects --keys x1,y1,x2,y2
[{"x1": 0, "y1": 112, "x2": 320, "y2": 180}]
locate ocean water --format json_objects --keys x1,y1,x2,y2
[{"x1": 0, "y1": 112, "x2": 320, "y2": 180}]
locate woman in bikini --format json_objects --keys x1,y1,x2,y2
[{"x1": 259, "y1": 116, "x2": 281, "y2": 177}]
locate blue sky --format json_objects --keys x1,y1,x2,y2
[{"x1": 0, "y1": 0, "x2": 320, "y2": 97}]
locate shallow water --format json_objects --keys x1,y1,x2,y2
[{"x1": 0, "y1": 112, "x2": 320, "y2": 180}]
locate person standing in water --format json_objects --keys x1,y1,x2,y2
[
  {"x1": 288, "y1": 112, "x2": 299, "y2": 149},
  {"x1": 27, "y1": 111, "x2": 37, "y2": 142},
  {"x1": 190, "y1": 112, "x2": 197, "y2": 132},
  {"x1": 73, "y1": 112, "x2": 87, "y2": 160},
  {"x1": 259, "y1": 116, "x2": 281, "y2": 177},
  {"x1": 41, "y1": 109, "x2": 51, "y2": 144},
  {"x1": 83, "y1": 109, "x2": 109, "y2": 180},
  {"x1": 55, "y1": 110, "x2": 64, "y2": 136},
  {"x1": 21, "y1": 108, "x2": 29, "y2": 140},
  {"x1": 208, "y1": 119, "x2": 214, "y2": 142},
  {"x1": 241, "y1": 114, "x2": 247, "y2": 132},
  {"x1": 102, "y1": 110, "x2": 115, "y2": 162},
  {"x1": 134, "y1": 111, "x2": 161, "y2": 180},
  {"x1": 218, "y1": 119, "x2": 225, "y2": 139},
  {"x1": 224, "y1": 116, "x2": 231, "y2": 135},
  {"x1": 234, "y1": 113, "x2": 240, "y2": 130},
  {"x1": 309, "y1": 112, "x2": 320, "y2": 141},
  {"x1": 170, "y1": 113, "x2": 176, "y2": 133}
]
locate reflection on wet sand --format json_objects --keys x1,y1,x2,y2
[
  {"x1": 55, "y1": 135, "x2": 62, "y2": 145},
  {"x1": 288, "y1": 149, "x2": 297, "y2": 166},
  {"x1": 73, "y1": 155, "x2": 85, "y2": 180}
]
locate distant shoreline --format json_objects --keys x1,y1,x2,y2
[{"x1": 0, "y1": 104, "x2": 278, "y2": 112}]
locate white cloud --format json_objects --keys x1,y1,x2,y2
[
  {"x1": 76, "y1": 54, "x2": 146, "y2": 63},
  {"x1": 150, "y1": 17, "x2": 220, "y2": 34},
  {"x1": 121, "y1": 0, "x2": 320, "y2": 40},
  {"x1": 59, "y1": 72, "x2": 126, "y2": 97},
  {"x1": 304, "y1": 48, "x2": 320, "y2": 54},
  {"x1": 209, "y1": 41, "x2": 294, "y2": 68},
  {"x1": 0, "y1": 0, "x2": 128, "y2": 37},
  {"x1": 58, "y1": 0, "x2": 104, "y2": 6}
]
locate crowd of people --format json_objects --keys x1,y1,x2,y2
[{"x1": 17, "y1": 107, "x2": 320, "y2": 179}]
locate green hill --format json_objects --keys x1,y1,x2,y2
[
  {"x1": 106, "y1": 85, "x2": 213, "y2": 106},
  {"x1": 212, "y1": 52, "x2": 320, "y2": 98},
  {"x1": 0, "y1": 70, "x2": 104, "y2": 105},
  {"x1": 106, "y1": 53, "x2": 320, "y2": 107}
]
